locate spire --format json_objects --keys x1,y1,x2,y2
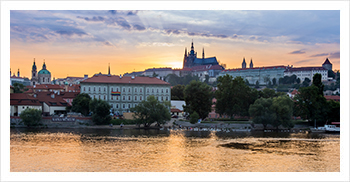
[
  {"x1": 242, "y1": 57, "x2": 246, "y2": 69},
  {"x1": 108, "y1": 63, "x2": 111, "y2": 75},
  {"x1": 250, "y1": 58, "x2": 253, "y2": 68},
  {"x1": 184, "y1": 47, "x2": 187, "y2": 57},
  {"x1": 42, "y1": 59, "x2": 46, "y2": 70},
  {"x1": 17, "y1": 68, "x2": 20, "y2": 77},
  {"x1": 191, "y1": 39, "x2": 194, "y2": 51},
  {"x1": 202, "y1": 48, "x2": 205, "y2": 59},
  {"x1": 32, "y1": 58, "x2": 37, "y2": 71},
  {"x1": 10, "y1": 68, "x2": 11, "y2": 76}
]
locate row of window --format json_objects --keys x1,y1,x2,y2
[
  {"x1": 89, "y1": 94, "x2": 169, "y2": 102},
  {"x1": 83, "y1": 86, "x2": 169, "y2": 94}
]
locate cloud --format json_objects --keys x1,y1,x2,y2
[
  {"x1": 77, "y1": 16, "x2": 105, "y2": 22},
  {"x1": 133, "y1": 24, "x2": 146, "y2": 31},
  {"x1": 108, "y1": 10, "x2": 117, "y2": 15},
  {"x1": 329, "y1": 51, "x2": 340, "y2": 59},
  {"x1": 294, "y1": 59, "x2": 312, "y2": 64},
  {"x1": 55, "y1": 30, "x2": 87, "y2": 36},
  {"x1": 103, "y1": 41, "x2": 113, "y2": 46},
  {"x1": 310, "y1": 53, "x2": 329, "y2": 57},
  {"x1": 127, "y1": 11, "x2": 138, "y2": 16},
  {"x1": 289, "y1": 50, "x2": 306, "y2": 54}
]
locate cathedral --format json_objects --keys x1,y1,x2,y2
[
  {"x1": 31, "y1": 58, "x2": 51, "y2": 85},
  {"x1": 182, "y1": 41, "x2": 220, "y2": 68}
]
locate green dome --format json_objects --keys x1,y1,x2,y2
[{"x1": 38, "y1": 69, "x2": 51, "y2": 74}]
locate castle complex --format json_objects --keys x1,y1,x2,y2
[{"x1": 182, "y1": 41, "x2": 220, "y2": 68}]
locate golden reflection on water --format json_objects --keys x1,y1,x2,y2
[{"x1": 10, "y1": 131, "x2": 340, "y2": 172}]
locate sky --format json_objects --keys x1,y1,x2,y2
[{"x1": 10, "y1": 10, "x2": 340, "y2": 79}]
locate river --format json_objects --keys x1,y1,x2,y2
[{"x1": 10, "y1": 128, "x2": 340, "y2": 172}]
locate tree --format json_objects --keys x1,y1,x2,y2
[
  {"x1": 13, "y1": 83, "x2": 27, "y2": 93},
  {"x1": 183, "y1": 80, "x2": 212, "y2": 120},
  {"x1": 131, "y1": 95, "x2": 171, "y2": 127},
  {"x1": 171, "y1": 84, "x2": 185, "y2": 100},
  {"x1": 328, "y1": 70, "x2": 335, "y2": 79},
  {"x1": 312, "y1": 73, "x2": 324, "y2": 96},
  {"x1": 152, "y1": 72, "x2": 158, "y2": 77},
  {"x1": 296, "y1": 78, "x2": 301, "y2": 84},
  {"x1": 204, "y1": 75, "x2": 210, "y2": 84},
  {"x1": 255, "y1": 80, "x2": 260, "y2": 88},
  {"x1": 216, "y1": 75, "x2": 258, "y2": 118},
  {"x1": 326, "y1": 100, "x2": 340, "y2": 124},
  {"x1": 20, "y1": 108, "x2": 42, "y2": 127},
  {"x1": 293, "y1": 85, "x2": 328, "y2": 127},
  {"x1": 89, "y1": 98, "x2": 112, "y2": 125},
  {"x1": 71, "y1": 93, "x2": 92, "y2": 116},
  {"x1": 249, "y1": 97, "x2": 275, "y2": 130},
  {"x1": 189, "y1": 111, "x2": 199, "y2": 124},
  {"x1": 270, "y1": 96, "x2": 294, "y2": 129},
  {"x1": 259, "y1": 88, "x2": 278, "y2": 98},
  {"x1": 301, "y1": 78, "x2": 311, "y2": 87},
  {"x1": 272, "y1": 78, "x2": 277, "y2": 86}
]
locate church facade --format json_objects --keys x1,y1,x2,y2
[
  {"x1": 182, "y1": 41, "x2": 220, "y2": 68},
  {"x1": 31, "y1": 59, "x2": 51, "y2": 85}
]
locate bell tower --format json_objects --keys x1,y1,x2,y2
[{"x1": 31, "y1": 58, "x2": 38, "y2": 85}]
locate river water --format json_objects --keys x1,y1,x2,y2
[{"x1": 10, "y1": 128, "x2": 340, "y2": 172}]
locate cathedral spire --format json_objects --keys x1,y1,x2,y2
[
  {"x1": 191, "y1": 39, "x2": 194, "y2": 51},
  {"x1": 108, "y1": 63, "x2": 111, "y2": 75},
  {"x1": 17, "y1": 68, "x2": 20, "y2": 77},
  {"x1": 250, "y1": 58, "x2": 253, "y2": 68},
  {"x1": 202, "y1": 48, "x2": 205, "y2": 59},
  {"x1": 242, "y1": 57, "x2": 246, "y2": 69}
]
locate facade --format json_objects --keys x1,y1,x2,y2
[
  {"x1": 284, "y1": 66, "x2": 328, "y2": 81},
  {"x1": 31, "y1": 59, "x2": 51, "y2": 85},
  {"x1": 80, "y1": 75, "x2": 171, "y2": 115},
  {"x1": 34, "y1": 92, "x2": 69, "y2": 116},
  {"x1": 10, "y1": 93, "x2": 42, "y2": 116},
  {"x1": 218, "y1": 59, "x2": 287, "y2": 85},
  {"x1": 183, "y1": 41, "x2": 219, "y2": 68},
  {"x1": 322, "y1": 58, "x2": 332, "y2": 71}
]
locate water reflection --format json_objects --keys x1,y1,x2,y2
[{"x1": 10, "y1": 128, "x2": 339, "y2": 172}]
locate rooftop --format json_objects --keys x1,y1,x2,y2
[
  {"x1": 223, "y1": 65, "x2": 287, "y2": 72},
  {"x1": 81, "y1": 75, "x2": 170, "y2": 85},
  {"x1": 285, "y1": 67, "x2": 327, "y2": 72}
]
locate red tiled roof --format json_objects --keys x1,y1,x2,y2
[
  {"x1": 33, "y1": 84, "x2": 65, "y2": 90},
  {"x1": 291, "y1": 89, "x2": 299, "y2": 95},
  {"x1": 171, "y1": 108, "x2": 183, "y2": 112},
  {"x1": 81, "y1": 75, "x2": 170, "y2": 85},
  {"x1": 10, "y1": 93, "x2": 41, "y2": 106},
  {"x1": 285, "y1": 67, "x2": 327, "y2": 72},
  {"x1": 59, "y1": 92, "x2": 80, "y2": 98},
  {"x1": 324, "y1": 95, "x2": 340, "y2": 101},
  {"x1": 224, "y1": 65, "x2": 287, "y2": 72},
  {"x1": 35, "y1": 92, "x2": 69, "y2": 106}
]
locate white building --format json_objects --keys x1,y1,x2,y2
[
  {"x1": 80, "y1": 74, "x2": 171, "y2": 115},
  {"x1": 284, "y1": 66, "x2": 328, "y2": 81}
]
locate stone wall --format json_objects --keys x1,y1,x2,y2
[{"x1": 10, "y1": 116, "x2": 93, "y2": 127}]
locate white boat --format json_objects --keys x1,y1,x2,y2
[{"x1": 317, "y1": 125, "x2": 340, "y2": 133}]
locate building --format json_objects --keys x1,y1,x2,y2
[
  {"x1": 31, "y1": 59, "x2": 51, "y2": 85},
  {"x1": 183, "y1": 40, "x2": 219, "y2": 68},
  {"x1": 324, "y1": 95, "x2": 340, "y2": 102},
  {"x1": 218, "y1": 58, "x2": 287, "y2": 85},
  {"x1": 34, "y1": 92, "x2": 69, "y2": 116},
  {"x1": 80, "y1": 75, "x2": 171, "y2": 115},
  {"x1": 322, "y1": 58, "x2": 332, "y2": 71},
  {"x1": 27, "y1": 84, "x2": 65, "y2": 93},
  {"x1": 10, "y1": 93, "x2": 42, "y2": 116},
  {"x1": 284, "y1": 66, "x2": 328, "y2": 82},
  {"x1": 59, "y1": 91, "x2": 80, "y2": 106},
  {"x1": 191, "y1": 64, "x2": 225, "y2": 82},
  {"x1": 10, "y1": 69, "x2": 31, "y2": 86}
]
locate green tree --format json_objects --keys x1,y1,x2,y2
[
  {"x1": 296, "y1": 78, "x2": 301, "y2": 84},
  {"x1": 20, "y1": 108, "x2": 42, "y2": 127},
  {"x1": 204, "y1": 75, "x2": 210, "y2": 84},
  {"x1": 301, "y1": 78, "x2": 311, "y2": 87},
  {"x1": 294, "y1": 85, "x2": 328, "y2": 127},
  {"x1": 255, "y1": 80, "x2": 260, "y2": 88},
  {"x1": 249, "y1": 97, "x2": 275, "y2": 130},
  {"x1": 152, "y1": 72, "x2": 158, "y2": 77},
  {"x1": 270, "y1": 96, "x2": 294, "y2": 129},
  {"x1": 312, "y1": 73, "x2": 324, "y2": 96},
  {"x1": 328, "y1": 70, "x2": 335, "y2": 79},
  {"x1": 89, "y1": 98, "x2": 112, "y2": 125},
  {"x1": 131, "y1": 95, "x2": 171, "y2": 127},
  {"x1": 259, "y1": 88, "x2": 278, "y2": 98},
  {"x1": 272, "y1": 78, "x2": 277, "y2": 86},
  {"x1": 71, "y1": 93, "x2": 92, "y2": 116},
  {"x1": 13, "y1": 83, "x2": 27, "y2": 93},
  {"x1": 326, "y1": 100, "x2": 340, "y2": 124},
  {"x1": 171, "y1": 84, "x2": 185, "y2": 100},
  {"x1": 183, "y1": 80, "x2": 212, "y2": 119},
  {"x1": 216, "y1": 75, "x2": 258, "y2": 118},
  {"x1": 189, "y1": 111, "x2": 200, "y2": 124}
]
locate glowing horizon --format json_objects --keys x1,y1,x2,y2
[{"x1": 10, "y1": 10, "x2": 340, "y2": 79}]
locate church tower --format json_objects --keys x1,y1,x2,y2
[
  {"x1": 242, "y1": 57, "x2": 246, "y2": 68},
  {"x1": 31, "y1": 58, "x2": 38, "y2": 85},
  {"x1": 202, "y1": 48, "x2": 205, "y2": 59},
  {"x1": 182, "y1": 47, "x2": 188, "y2": 68},
  {"x1": 250, "y1": 58, "x2": 253, "y2": 68},
  {"x1": 17, "y1": 69, "x2": 20, "y2": 77}
]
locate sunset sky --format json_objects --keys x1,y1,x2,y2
[{"x1": 10, "y1": 10, "x2": 340, "y2": 79}]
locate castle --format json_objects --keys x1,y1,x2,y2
[{"x1": 182, "y1": 40, "x2": 220, "y2": 68}]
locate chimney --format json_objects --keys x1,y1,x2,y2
[
  {"x1": 131, "y1": 76, "x2": 135, "y2": 79},
  {"x1": 84, "y1": 74, "x2": 88, "y2": 80},
  {"x1": 119, "y1": 74, "x2": 122, "y2": 79},
  {"x1": 51, "y1": 93, "x2": 55, "y2": 98}
]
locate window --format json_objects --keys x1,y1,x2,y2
[
  {"x1": 99, "y1": 87, "x2": 101, "y2": 91},
  {"x1": 135, "y1": 88, "x2": 137, "y2": 92},
  {"x1": 89, "y1": 87, "x2": 90, "y2": 91},
  {"x1": 140, "y1": 88, "x2": 142, "y2": 92},
  {"x1": 104, "y1": 87, "x2": 106, "y2": 92},
  {"x1": 123, "y1": 96, "x2": 125, "y2": 100},
  {"x1": 128, "y1": 104, "x2": 131, "y2": 108},
  {"x1": 161, "y1": 97, "x2": 163, "y2": 101},
  {"x1": 94, "y1": 87, "x2": 96, "y2": 91},
  {"x1": 99, "y1": 95, "x2": 100, "y2": 99},
  {"x1": 117, "y1": 96, "x2": 119, "y2": 101},
  {"x1": 104, "y1": 95, "x2": 106, "y2": 100},
  {"x1": 135, "y1": 96, "x2": 137, "y2": 101},
  {"x1": 116, "y1": 104, "x2": 119, "y2": 108},
  {"x1": 166, "y1": 97, "x2": 168, "y2": 101},
  {"x1": 111, "y1": 88, "x2": 113, "y2": 92},
  {"x1": 128, "y1": 88, "x2": 131, "y2": 92},
  {"x1": 152, "y1": 89, "x2": 154, "y2": 93},
  {"x1": 123, "y1": 104, "x2": 125, "y2": 109},
  {"x1": 161, "y1": 89, "x2": 163, "y2": 93},
  {"x1": 123, "y1": 88, "x2": 125, "y2": 92},
  {"x1": 111, "y1": 104, "x2": 114, "y2": 108},
  {"x1": 111, "y1": 96, "x2": 113, "y2": 100},
  {"x1": 128, "y1": 96, "x2": 131, "y2": 100},
  {"x1": 166, "y1": 89, "x2": 168, "y2": 93},
  {"x1": 42, "y1": 78, "x2": 44, "y2": 82},
  {"x1": 140, "y1": 96, "x2": 142, "y2": 100},
  {"x1": 84, "y1": 87, "x2": 85, "y2": 91},
  {"x1": 147, "y1": 88, "x2": 149, "y2": 93},
  {"x1": 156, "y1": 89, "x2": 158, "y2": 93}
]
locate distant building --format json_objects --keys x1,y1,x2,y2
[
  {"x1": 324, "y1": 95, "x2": 340, "y2": 102},
  {"x1": 31, "y1": 59, "x2": 51, "y2": 85},
  {"x1": 322, "y1": 58, "x2": 333, "y2": 71},
  {"x1": 183, "y1": 40, "x2": 219, "y2": 68},
  {"x1": 10, "y1": 93, "x2": 42, "y2": 116},
  {"x1": 80, "y1": 75, "x2": 171, "y2": 115},
  {"x1": 218, "y1": 58, "x2": 287, "y2": 85},
  {"x1": 34, "y1": 92, "x2": 69, "y2": 116},
  {"x1": 10, "y1": 68, "x2": 31, "y2": 86},
  {"x1": 284, "y1": 67, "x2": 328, "y2": 82}
]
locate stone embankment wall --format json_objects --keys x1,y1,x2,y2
[{"x1": 10, "y1": 116, "x2": 93, "y2": 128}]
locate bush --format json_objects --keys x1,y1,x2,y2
[
  {"x1": 189, "y1": 111, "x2": 199, "y2": 124},
  {"x1": 20, "y1": 108, "x2": 42, "y2": 127}
]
